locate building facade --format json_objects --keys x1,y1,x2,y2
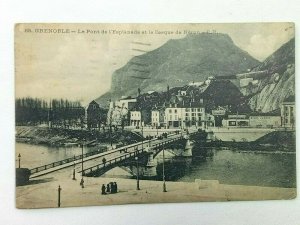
[
  {"x1": 222, "y1": 115, "x2": 249, "y2": 127},
  {"x1": 164, "y1": 102, "x2": 214, "y2": 129},
  {"x1": 130, "y1": 111, "x2": 141, "y2": 127},
  {"x1": 130, "y1": 109, "x2": 151, "y2": 127},
  {"x1": 249, "y1": 115, "x2": 281, "y2": 128},
  {"x1": 281, "y1": 96, "x2": 295, "y2": 128},
  {"x1": 151, "y1": 109, "x2": 165, "y2": 127},
  {"x1": 119, "y1": 96, "x2": 137, "y2": 110}
]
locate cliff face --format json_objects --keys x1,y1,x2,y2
[
  {"x1": 241, "y1": 38, "x2": 295, "y2": 112},
  {"x1": 97, "y1": 33, "x2": 259, "y2": 105}
]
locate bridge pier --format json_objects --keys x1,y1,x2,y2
[
  {"x1": 206, "y1": 131, "x2": 215, "y2": 142},
  {"x1": 181, "y1": 139, "x2": 193, "y2": 157},
  {"x1": 16, "y1": 168, "x2": 31, "y2": 186},
  {"x1": 143, "y1": 152, "x2": 157, "y2": 177}
]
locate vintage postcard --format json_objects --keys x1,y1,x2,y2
[{"x1": 15, "y1": 23, "x2": 296, "y2": 209}]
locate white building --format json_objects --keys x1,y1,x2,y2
[
  {"x1": 151, "y1": 109, "x2": 164, "y2": 127},
  {"x1": 222, "y1": 115, "x2": 249, "y2": 127},
  {"x1": 130, "y1": 111, "x2": 142, "y2": 127},
  {"x1": 118, "y1": 96, "x2": 137, "y2": 110},
  {"x1": 164, "y1": 101, "x2": 214, "y2": 129},
  {"x1": 165, "y1": 104, "x2": 184, "y2": 128},
  {"x1": 249, "y1": 115, "x2": 281, "y2": 128}
]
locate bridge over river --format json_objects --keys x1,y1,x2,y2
[{"x1": 28, "y1": 130, "x2": 196, "y2": 179}]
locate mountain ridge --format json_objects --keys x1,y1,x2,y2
[
  {"x1": 241, "y1": 38, "x2": 295, "y2": 112},
  {"x1": 96, "y1": 33, "x2": 260, "y2": 106}
]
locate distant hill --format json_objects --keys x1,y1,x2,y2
[
  {"x1": 241, "y1": 38, "x2": 295, "y2": 112},
  {"x1": 201, "y1": 80, "x2": 250, "y2": 113},
  {"x1": 96, "y1": 33, "x2": 260, "y2": 106}
]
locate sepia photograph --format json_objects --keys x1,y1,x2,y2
[{"x1": 15, "y1": 23, "x2": 296, "y2": 209}]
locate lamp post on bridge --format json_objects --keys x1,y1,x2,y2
[
  {"x1": 18, "y1": 153, "x2": 21, "y2": 168},
  {"x1": 135, "y1": 156, "x2": 140, "y2": 190}
]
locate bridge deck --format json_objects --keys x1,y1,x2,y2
[
  {"x1": 80, "y1": 135, "x2": 185, "y2": 177},
  {"x1": 29, "y1": 131, "x2": 191, "y2": 179}
]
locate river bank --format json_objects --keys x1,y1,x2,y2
[{"x1": 16, "y1": 126, "x2": 142, "y2": 147}]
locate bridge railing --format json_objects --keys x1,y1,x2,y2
[
  {"x1": 81, "y1": 136, "x2": 184, "y2": 176},
  {"x1": 81, "y1": 149, "x2": 144, "y2": 176},
  {"x1": 29, "y1": 132, "x2": 186, "y2": 176},
  {"x1": 150, "y1": 136, "x2": 183, "y2": 156},
  {"x1": 29, "y1": 147, "x2": 108, "y2": 175}
]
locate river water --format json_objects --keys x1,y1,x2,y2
[
  {"x1": 157, "y1": 148, "x2": 296, "y2": 188},
  {"x1": 15, "y1": 143, "x2": 296, "y2": 188}
]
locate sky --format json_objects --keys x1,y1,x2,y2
[{"x1": 15, "y1": 23, "x2": 294, "y2": 105}]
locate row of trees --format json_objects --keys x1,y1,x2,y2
[{"x1": 16, "y1": 97, "x2": 85, "y2": 128}]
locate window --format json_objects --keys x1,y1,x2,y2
[
  {"x1": 175, "y1": 115, "x2": 178, "y2": 120},
  {"x1": 191, "y1": 108, "x2": 195, "y2": 112},
  {"x1": 229, "y1": 121, "x2": 236, "y2": 126},
  {"x1": 169, "y1": 109, "x2": 172, "y2": 113},
  {"x1": 174, "y1": 109, "x2": 177, "y2": 113},
  {"x1": 186, "y1": 108, "x2": 190, "y2": 112},
  {"x1": 169, "y1": 115, "x2": 172, "y2": 120}
]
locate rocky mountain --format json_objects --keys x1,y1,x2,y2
[
  {"x1": 241, "y1": 38, "x2": 295, "y2": 112},
  {"x1": 97, "y1": 33, "x2": 260, "y2": 106}
]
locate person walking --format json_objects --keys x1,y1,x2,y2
[
  {"x1": 106, "y1": 183, "x2": 111, "y2": 193},
  {"x1": 110, "y1": 182, "x2": 115, "y2": 193},
  {"x1": 102, "y1": 157, "x2": 106, "y2": 167},
  {"x1": 101, "y1": 184, "x2": 106, "y2": 195},
  {"x1": 114, "y1": 182, "x2": 118, "y2": 193}
]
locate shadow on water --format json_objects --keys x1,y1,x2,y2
[{"x1": 155, "y1": 148, "x2": 214, "y2": 181}]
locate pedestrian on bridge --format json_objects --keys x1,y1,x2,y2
[{"x1": 102, "y1": 157, "x2": 106, "y2": 167}]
